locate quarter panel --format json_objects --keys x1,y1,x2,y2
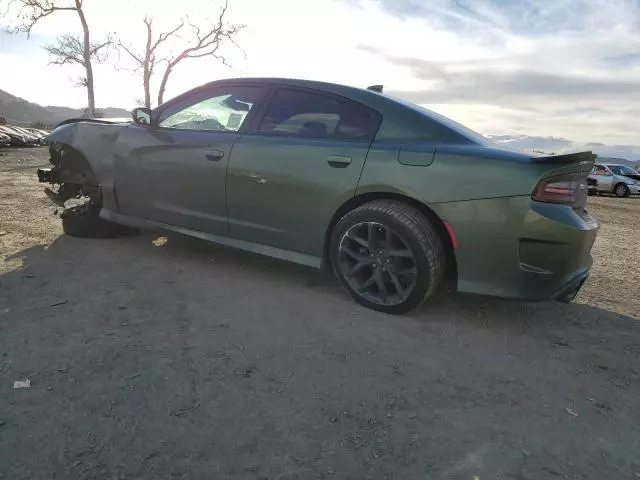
[
  {"x1": 431, "y1": 196, "x2": 530, "y2": 297},
  {"x1": 432, "y1": 197, "x2": 597, "y2": 299},
  {"x1": 357, "y1": 144, "x2": 549, "y2": 204}
]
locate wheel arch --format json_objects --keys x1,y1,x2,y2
[
  {"x1": 323, "y1": 192, "x2": 458, "y2": 284},
  {"x1": 614, "y1": 182, "x2": 630, "y2": 197},
  {"x1": 49, "y1": 141, "x2": 99, "y2": 186}
]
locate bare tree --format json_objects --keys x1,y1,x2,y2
[
  {"x1": 159, "y1": 1, "x2": 243, "y2": 105},
  {"x1": 4, "y1": 0, "x2": 111, "y2": 117},
  {"x1": 46, "y1": 32, "x2": 110, "y2": 98},
  {"x1": 118, "y1": 16, "x2": 184, "y2": 108},
  {"x1": 118, "y1": 0, "x2": 243, "y2": 108}
]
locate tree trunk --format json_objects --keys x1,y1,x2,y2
[
  {"x1": 158, "y1": 52, "x2": 186, "y2": 105},
  {"x1": 75, "y1": 0, "x2": 95, "y2": 117},
  {"x1": 143, "y1": 20, "x2": 152, "y2": 108},
  {"x1": 143, "y1": 69, "x2": 151, "y2": 108},
  {"x1": 157, "y1": 64, "x2": 173, "y2": 106}
]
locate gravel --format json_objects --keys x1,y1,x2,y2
[{"x1": 1, "y1": 148, "x2": 639, "y2": 480}]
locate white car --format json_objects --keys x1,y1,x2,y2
[{"x1": 588, "y1": 163, "x2": 640, "y2": 197}]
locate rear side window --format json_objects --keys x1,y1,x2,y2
[{"x1": 258, "y1": 88, "x2": 381, "y2": 141}]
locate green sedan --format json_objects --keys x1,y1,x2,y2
[{"x1": 37, "y1": 78, "x2": 598, "y2": 313}]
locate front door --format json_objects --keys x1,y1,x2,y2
[
  {"x1": 114, "y1": 85, "x2": 265, "y2": 235},
  {"x1": 592, "y1": 164, "x2": 614, "y2": 192},
  {"x1": 226, "y1": 87, "x2": 381, "y2": 256}
]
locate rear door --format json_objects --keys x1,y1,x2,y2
[
  {"x1": 226, "y1": 87, "x2": 381, "y2": 256},
  {"x1": 113, "y1": 85, "x2": 265, "y2": 235}
]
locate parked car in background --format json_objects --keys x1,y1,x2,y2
[
  {"x1": 22, "y1": 128, "x2": 48, "y2": 145},
  {"x1": 588, "y1": 163, "x2": 640, "y2": 197},
  {"x1": 10, "y1": 126, "x2": 41, "y2": 146},
  {"x1": 0, "y1": 125, "x2": 32, "y2": 147},
  {"x1": 24, "y1": 127, "x2": 45, "y2": 137},
  {"x1": 0, "y1": 132, "x2": 10, "y2": 147},
  {"x1": 36, "y1": 78, "x2": 598, "y2": 313}
]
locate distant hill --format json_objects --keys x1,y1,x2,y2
[
  {"x1": 0, "y1": 88, "x2": 130, "y2": 128},
  {"x1": 597, "y1": 157, "x2": 640, "y2": 169}
]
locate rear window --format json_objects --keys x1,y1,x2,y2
[{"x1": 259, "y1": 88, "x2": 381, "y2": 141}]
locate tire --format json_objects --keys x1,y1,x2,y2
[
  {"x1": 330, "y1": 200, "x2": 445, "y2": 314},
  {"x1": 61, "y1": 204, "x2": 120, "y2": 238},
  {"x1": 614, "y1": 183, "x2": 630, "y2": 198}
]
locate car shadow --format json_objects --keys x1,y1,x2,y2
[{"x1": 3, "y1": 231, "x2": 637, "y2": 329}]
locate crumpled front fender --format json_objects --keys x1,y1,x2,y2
[{"x1": 46, "y1": 121, "x2": 127, "y2": 213}]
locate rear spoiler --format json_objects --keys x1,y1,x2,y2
[{"x1": 530, "y1": 151, "x2": 597, "y2": 164}]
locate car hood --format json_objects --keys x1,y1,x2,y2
[
  {"x1": 621, "y1": 174, "x2": 640, "y2": 181},
  {"x1": 53, "y1": 117, "x2": 132, "y2": 129}
]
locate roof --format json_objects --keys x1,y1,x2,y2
[{"x1": 163, "y1": 77, "x2": 492, "y2": 146}]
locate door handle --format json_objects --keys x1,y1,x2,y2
[
  {"x1": 327, "y1": 155, "x2": 352, "y2": 168},
  {"x1": 205, "y1": 150, "x2": 225, "y2": 161}
]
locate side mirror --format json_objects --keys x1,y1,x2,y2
[{"x1": 131, "y1": 107, "x2": 152, "y2": 125}]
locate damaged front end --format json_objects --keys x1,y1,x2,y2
[{"x1": 37, "y1": 142, "x2": 101, "y2": 207}]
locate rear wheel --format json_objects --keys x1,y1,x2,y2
[
  {"x1": 614, "y1": 183, "x2": 630, "y2": 198},
  {"x1": 330, "y1": 200, "x2": 445, "y2": 314}
]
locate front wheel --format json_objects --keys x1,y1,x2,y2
[
  {"x1": 61, "y1": 204, "x2": 120, "y2": 238},
  {"x1": 330, "y1": 200, "x2": 445, "y2": 314},
  {"x1": 614, "y1": 183, "x2": 630, "y2": 198}
]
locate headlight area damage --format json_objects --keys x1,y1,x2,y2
[
  {"x1": 38, "y1": 142, "x2": 101, "y2": 207},
  {"x1": 36, "y1": 120, "x2": 132, "y2": 238}
]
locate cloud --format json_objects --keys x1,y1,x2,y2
[
  {"x1": 351, "y1": 0, "x2": 640, "y2": 158},
  {"x1": 488, "y1": 134, "x2": 640, "y2": 161},
  {"x1": 361, "y1": 0, "x2": 640, "y2": 39},
  {"x1": 383, "y1": 64, "x2": 640, "y2": 104}
]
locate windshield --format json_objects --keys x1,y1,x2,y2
[{"x1": 608, "y1": 165, "x2": 638, "y2": 176}]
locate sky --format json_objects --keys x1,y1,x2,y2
[{"x1": 0, "y1": 0, "x2": 639, "y2": 159}]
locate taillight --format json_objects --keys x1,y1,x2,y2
[{"x1": 532, "y1": 174, "x2": 587, "y2": 206}]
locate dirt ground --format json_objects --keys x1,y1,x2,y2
[{"x1": 1, "y1": 148, "x2": 639, "y2": 480}]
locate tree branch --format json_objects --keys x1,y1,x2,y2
[
  {"x1": 8, "y1": 0, "x2": 77, "y2": 36},
  {"x1": 118, "y1": 42, "x2": 144, "y2": 65},
  {"x1": 45, "y1": 32, "x2": 111, "y2": 66},
  {"x1": 89, "y1": 38, "x2": 111, "y2": 57},
  {"x1": 151, "y1": 19, "x2": 184, "y2": 51}
]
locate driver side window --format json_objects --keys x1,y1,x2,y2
[
  {"x1": 158, "y1": 86, "x2": 263, "y2": 132},
  {"x1": 593, "y1": 165, "x2": 609, "y2": 175}
]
